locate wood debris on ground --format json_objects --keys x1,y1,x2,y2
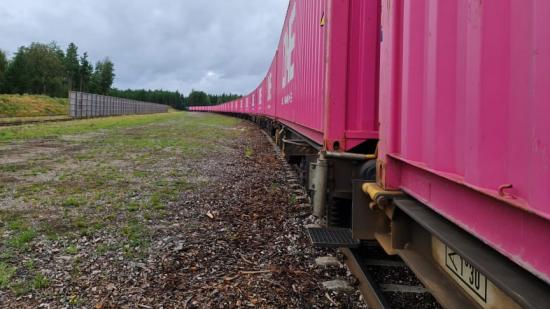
[{"x1": 0, "y1": 116, "x2": 365, "y2": 308}]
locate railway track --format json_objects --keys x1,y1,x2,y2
[
  {"x1": 306, "y1": 225, "x2": 442, "y2": 308},
  {"x1": 342, "y1": 243, "x2": 442, "y2": 309}
]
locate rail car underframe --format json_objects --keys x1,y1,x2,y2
[
  {"x1": 352, "y1": 182, "x2": 550, "y2": 309},
  {"x1": 236, "y1": 114, "x2": 550, "y2": 309},
  {"x1": 379, "y1": 154, "x2": 550, "y2": 281}
]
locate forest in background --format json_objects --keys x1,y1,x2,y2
[
  {"x1": 110, "y1": 89, "x2": 242, "y2": 110},
  {"x1": 0, "y1": 42, "x2": 113, "y2": 98},
  {"x1": 0, "y1": 42, "x2": 241, "y2": 111}
]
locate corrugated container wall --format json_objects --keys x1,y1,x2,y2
[
  {"x1": 194, "y1": 0, "x2": 380, "y2": 151},
  {"x1": 275, "y1": 0, "x2": 379, "y2": 151},
  {"x1": 378, "y1": 0, "x2": 550, "y2": 283},
  {"x1": 275, "y1": 0, "x2": 327, "y2": 144}
]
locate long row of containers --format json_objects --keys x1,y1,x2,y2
[
  {"x1": 191, "y1": 0, "x2": 550, "y2": 304},
  {"x1": 192, "y1": 0, "x2": 380, "y2": 152}
]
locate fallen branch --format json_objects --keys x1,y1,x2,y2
[
  {"x1": 224, "y1": 274, "x2": 240, "y2": 281},
  {"x1": 240, "y1": 253, "x2": 254, "y2": 265}
]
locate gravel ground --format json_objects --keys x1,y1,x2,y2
[{"x1": 0, "y1": 113, "x2": 365, "y2": 308}]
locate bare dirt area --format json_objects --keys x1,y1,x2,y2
[{"x1": 0, "y1": 112, "x2": 364, "y2": 308}]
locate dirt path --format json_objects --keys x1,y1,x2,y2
[{"x1": 0, "y1": 112, "x2": 364, "y2": 308}]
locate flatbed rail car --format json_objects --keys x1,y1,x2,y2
[{"x1": 190, "y1": 0, "x2": 550, "y2": 308}]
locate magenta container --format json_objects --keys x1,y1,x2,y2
[
  {"x1": 274, "y1": 0, "x2": 379, "y2": 150},
  {"x1": 193, "y1": 0, "x2": 380, "y2": 151},
  {"x1": 273, "y1": 0, "x2": 327, "y2": 145},
  {"x1": 378, "y1": 0, "x2": 550, "y2": 283}
]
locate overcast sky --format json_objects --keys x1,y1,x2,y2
[{"x1": 0, "y1": 0, "x2": 288, "y2": 95}]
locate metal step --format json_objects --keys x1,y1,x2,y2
[{"x1": 306, "y1": 227, "x2": 360, "y2": 248}]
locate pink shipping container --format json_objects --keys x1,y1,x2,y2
[
  {"x1": 193, "y1": 0, "x2": 380, "y2": 151},
  {"x1": 273, "y1": 0, "x2": 380, "y2": 151},
  {"x1": 378, "y1": 0, "x2": 550, "y2": 284}
]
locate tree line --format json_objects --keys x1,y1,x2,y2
[
  {"x1": 0, "y1": 42, "x2": 240, "y2": 110},
  {"x1": 109, "y1": 88, "x2": 186, "y2": 110},
  {"x1": 0, "y1": 42, "x2": 114, "y2": 98},
  {"x1": 110, "y1": 89, "x2": 242, "y2": 110},
  {"x1": 186, "y1": 90, "x2": 242, "y2": 107}
]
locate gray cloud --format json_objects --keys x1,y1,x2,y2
[{"x1": 0, "y1": 0, "x2": 288, "y2": 95}]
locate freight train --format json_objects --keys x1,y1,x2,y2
[{"x1": 190, "y1": 1, "x2": 550, "y2": 308}]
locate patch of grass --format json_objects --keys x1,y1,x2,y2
[
  {"x1": 96, "y1": 244, "x2": 108, "y2": 255},
  {"x1": 270, "y1": 182, "x2": 281, "y2": 192},
  {"x1": 23, "y1": 166, "x2": 50, "y2": 177},
  {"x1": 0, "y1": 112, "x2": 185, "y2": 142},
  {"x1": 8, "y1": 273, "x2": 49, "y2": 295},
  {"x1": 149, "y1": 193, "x2": 164, "y2": 210},
  {"x1": 122, "y1": 221, "x2": 148, "y2": 245},
  {"x1": 0, "y1": 250, "x2": 15, "y2": 263},
  {"x1": 14, "y1": 183, "x2": 45, "y2": 199},
  {"x1": 24, "y1": 259, "x2": 35, "y2": 270},
  {"x1": 0, "y1": 94, "x2": 68, "y2": 118},
  {"x1": 7, "y1": 228, "x2": 37, "y2": 249},
  {"x1": 68, "y1": 294, "x2": 79, "y2": 305},
  {"x1": 72, "y1": 216, "x2": 87, "y2": 229},
  {"x1": 0, "y1": 164, "x2": 20, "y2": 173},
  {"x1": 245, "y1": 146, "x2": 254, "y2": 158},
  {"x1": 92, "y1": 222, "x2": 105, "y2": 231},
  {"x1": 126, "y1": 201, "x2": 140, "y2": 212},
  {"x1": 289, "y1": 193, "x2": 297, "y2": 204},
  {"x1": 0, "y1": 263, "x2": 16, "y2": 288},
  {"x1": 7, "y1": 219, "x2": 24, "y2": 231},
  {"x1": 69, "y1": 217, "x2": 104, "y2": 237},
  {"x1": 66, "y1": 245, "x2": 78, "y2": 255},
  {"x1": 70, "y1": 257, "x2": 82, "y2": 278},
  {"x1": 62, "y1": 196, "x2": 83, "y2": 208},
  {"x1": 10, "y1": 280, "x2": 32, "y2": 296},
  {"x1": 32, "y1": 273, "x2": 49, "y2": 289},
  {"x1": 133, "y1": 170, "x2": 147, "y2": 178},
  {"x1": 121, "y1": 220, "x2": 150, "y2": 258},
  {"x1": 38, "y1": 220, "x2": 67, "y2": 240}
]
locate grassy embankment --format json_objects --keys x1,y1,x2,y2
[
  {"x1": 0, "y1": 94, "x2": 69, "y2": 118},
  {"x1": 0, "y1": 111, "x2": 241, "y2": 296}
]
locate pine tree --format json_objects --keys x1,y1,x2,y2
[
  {"x1": 0, "y1": 50, "x2": 7, "y2": 92},
  {"x1": 89, "y1": 61, "x2": 102, "y2": 94},
  {"x1": 78, "y1": 52, "x2": 93, "y2": 91},
  {"x1": 99, "y1": 58, "x2": 115, "y2": 94},
  {"x1": 64, "y1": 43, "x2": 79, "y2": 91},
  {"x1": 4, "y1": 46, "x2": 30, "y2": 94}
]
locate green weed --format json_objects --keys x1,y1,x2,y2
[
  {"x1": 66, "y1": 245, "x2": 78, "y2": 255},
  {"x1": 62, "y1": 196, "x2": 83, "y2": 208},
  {"x1": 8, "y1": 228, "x2": 37, "y2": 249},
  {"x1": 245, "y1": 146, "x2": 254, "y2": 158},
  {"x1": 0, "y1": 263, "x2": 16, "y2": 288},
  {"x1": 11, "y1": 280, "x2": 31, "y2": 296},
  {"x1": 32, "y1": 273, "x2": 49, "y2": 289}
]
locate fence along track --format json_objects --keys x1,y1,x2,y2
[{"x1": 69, "y1": 91, "x2": 168, "y2": 118}]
